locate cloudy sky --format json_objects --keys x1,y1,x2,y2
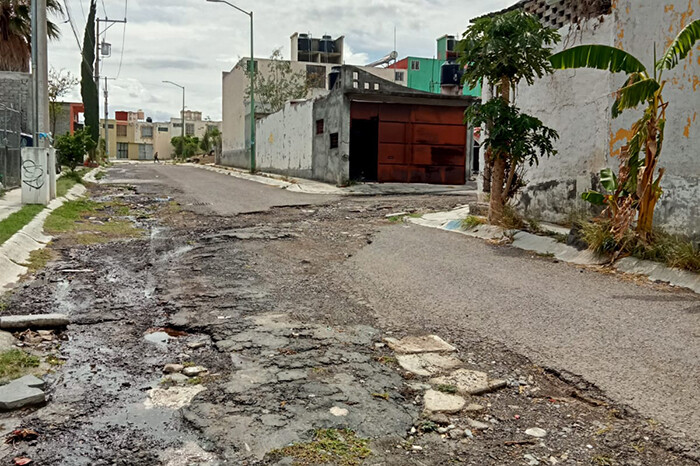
[{"x1": 48, "y1": 0, "x2": 513, "y2": 122}]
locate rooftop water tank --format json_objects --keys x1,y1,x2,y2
[
  {"x1": 298, "y1": 33, "x2": 311, "y2": 52},
  {"x1": 328, "y1": 66, "x2": 342, "y2": 90},
  {"x1": 440, "y1": 61, "x2": 462, "y2": 86},
  {"x1": 319, "y1": 35, "x2": 335, "y2": 53}
]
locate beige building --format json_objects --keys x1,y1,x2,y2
[
  {"x1": 221, "y1": 32, "x2": 404, "y2": 168},
  {"x1": 101, "y1": 110, "x2": 221, "y2": 161}
]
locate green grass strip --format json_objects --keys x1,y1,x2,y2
[{"x1": 0, "y1": 204, "x2": 45, "y2": 246}]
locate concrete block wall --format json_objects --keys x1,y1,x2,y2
[
  {"x1": 312, "y1": 91, "x2": 350, "y2": 185},
  {"x1": 508, "y1": 0, "x2": 700, "y2": 237}
]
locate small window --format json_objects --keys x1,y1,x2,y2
[
  {"x1": 352, "y1": 71, "x2": 359, "y2": 80},
  {"x1": 394, "y1": 71, "x2": 404, "y2": 81},
  {"x1": 172, "y1": 123, "x2": 182, "y2": 128},
  {"x1": 373, "y1": 83, "x2": 380, "y2": 90},
  {"x1": 108, "y1": 124, "x2": 114, "y2": 129},
  {"x1": 329, "y1": 132, "x2": 339, "y2": 149},
  {"x1": 158, "y1": 126, "x2": 169, "y2": 132},
  {"x1": 363, "y1": 82, "x2": 370, "y2": 90},
  {"x1": 352, "y1": 81, "x2": 358, "y2": 89},
  {"x1": 316, "y1": 119, "x2": 324, "y2": 135},
  {"x1": 116, "y1": 125, "x2": 127, "y2": 137},
  {"x1": 141, "y1": 125, "x2": 153, "y2": 138},
  {"x1": 410, "y1": 60, "x2": 420, "y2": 70},
  {"x1": 186, "y1": 123, "x2": 195, "y2": 136}
]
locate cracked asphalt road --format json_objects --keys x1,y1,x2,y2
[
  {"x1": 348, "y1": 223, "x2": 700, "y2": 443},
  {"x1": 1, "y1": 163, "x2": 697, "y2": 465},
  {"x1": 106, "y1": 163, "x2": 336, "y2": 215}
]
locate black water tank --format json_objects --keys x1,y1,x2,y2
[
  {"x1": 298, "y1": 33, "x2": 311, "y2": 52},
  {"x1": 146, "y1": 117, "x2": 152, "y2": 123},
  {"x1": 440, "y1": 61, "x2": 462, "y2": 86},
  {"x1": 319, "y1": 35, "x2": 334, "y2": 53},
  {"x1": 328, "y1": 66, "x2": 342, "y2": 90}
]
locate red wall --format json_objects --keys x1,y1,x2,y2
[{"x1": 351, "y1": 102, "x2": 467, "y2": 185}]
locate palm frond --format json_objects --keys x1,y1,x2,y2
[
  {"x1": 657, "y1": 19, "x2": 700, "y2": 70},
  {"x1": 615, "y1": 77, "x2": 660, "y2": 116},
  {"x1": 550, "y1": 45, "x2": 647, "y2": 74}
]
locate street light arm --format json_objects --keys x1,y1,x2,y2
[
  {"x1": 162, "y1": 80, "x2": 184, "y2": 90},
  {"x1": 206, "y1": 0, "x2": 251, "y2": 16}
]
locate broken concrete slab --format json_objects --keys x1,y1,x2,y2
[
  {"x1": 423, "y1": 389, "x2": 466, "y2": 414},
  {"x1": 12, "y1": 375, "x2": 46, "y2": 390},
  {"x1": 145, "y1": 385, "x2": 206, "y2": 409},
  {"x1": 0, "y1": 330, "x2": 18, "y2": 352},
  {"x1": 163, "y1": 373, "x2": 190, "y2": 385},
  {"x1": 182, "y1": 366, "x2": 208, "y2": 377},
  {"x1": 384, "y1": 335, "x2": 456, "y2": 354},
  {"x1": 396, "y1": 353, "x2": 463, "y2": 377},
  {"x1": 0, "y1": 313, "x2": 70, "y2": 330},
  {"x1": 164, "y1": 363, "x2": 184, "y2": 374},
  {"x1": 430, "y1": 369, "x2": 506, "y2": 396},
  {"x1": 0, "y1": 380, "x2": 45, "y2": 411}
]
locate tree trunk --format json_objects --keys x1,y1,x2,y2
[
  {"x1": 487, "y1": 77, "x2": 511, "y2": 225},
  {"x1": 482, "y1": 147, "x2": 492, "y2": 193},
  {"x1": 489, "y1": 155, "x2": 507, "y2": 224},
  {"x1": 636, "y1": 116, "x2": 661, "y2": 239}
]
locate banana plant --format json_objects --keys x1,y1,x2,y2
[{"x1": 550, "y1": 19, "x2": 700, "y2": 241}]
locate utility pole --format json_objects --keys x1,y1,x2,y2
[
  {"x1": 104, "y1": 77, "x2": 109, "y2": 159},
  {"x1": 163, "y1": 81, "x2": 185, "y2": 157},
  {"x1": 95, "y1": 17, "x2": 127, "y2": 115},
  {"x1": 206, "y1": 0, "x2": 255, "y2": 173},
  {"x1": 31, "y1": 0, "x2": 50, "y2": 144}
]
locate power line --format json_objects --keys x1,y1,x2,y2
[
  {"x1": 115, "y1": 0, "x2": 128, "y2": 80},
  {"x1": 101, "y1": 0, "x2": 107, "y2": 16}
]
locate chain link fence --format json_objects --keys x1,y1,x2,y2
[{"x1": 0, "y1": 103, "x2": 23, "y2": 190}]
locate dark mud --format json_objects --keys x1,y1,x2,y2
[{"x1": 0, "y1": 176, "x2": 697, "y2": 465}]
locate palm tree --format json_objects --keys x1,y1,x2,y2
[
  {"x1": 0, "y1": 0, "x2": 63, "y2": 72},
  {"x1": 457, "y1": 10, "x2": 560, "y2": 224},
  {"x1": 550, "y1": 20, "x2": 700, "y2": 240}
]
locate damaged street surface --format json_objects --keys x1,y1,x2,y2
[{"x1": 0, "y1": 164, "x2": 698, "y2": 465}]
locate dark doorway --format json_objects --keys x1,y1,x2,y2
[{"x1": 350, "y1": 118, "x2": 379, "y2": 181}]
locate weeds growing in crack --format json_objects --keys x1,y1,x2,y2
[
  {"x1": 269, "y1": 428, "x2": 371, "y2": 466},
  {"x1": 0, "y1": 349, "x2": 40, "y2": 382}
]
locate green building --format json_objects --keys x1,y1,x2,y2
[{"x1": 393, "y1": 35, "x2": 481, "y2": 97}]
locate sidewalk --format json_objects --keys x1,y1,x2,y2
[
  {"x1": 186, "y1": 163, "x2": 477, "y2": 196},
  {"x1": 408, "y1": 205, "x2": 700, "y2": 294},
  {"x1": 0, "y1": 188, "x2": 21, "y2": 222}
]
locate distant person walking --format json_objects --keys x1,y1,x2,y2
[{"x1": 154, "y1": 152, "x2": 160, "y2": 164}]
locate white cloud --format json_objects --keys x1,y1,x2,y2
[{"x1": 49, "y1": 0, "x2": 513, "y2": 121}]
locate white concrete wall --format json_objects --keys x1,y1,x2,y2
[
  {"x1": 221, "y1": 59, "x2": 400, "y2": 169},
  {"x1": 255, "y1": 100, "x2": 314, "y2": 177},
  {"x1": 509, "y1": 0, "x2": 700, "y2": 236}
]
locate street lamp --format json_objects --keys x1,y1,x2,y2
[
  {"x1": 206, "y1": 0, "x2": 255, "y2": 173},
  {"x1": 163, "y1": 80, "x2": 185, "y2": 158}
]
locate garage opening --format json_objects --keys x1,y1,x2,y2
[{"x1": 349, "y1": 117, "x2": 379, "y2": 181}]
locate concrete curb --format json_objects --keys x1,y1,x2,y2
[
  {"x1": 408, "y1": 207, "x2": 700, "y2": 294},
  {"x1": 0, "y1": 173, "x2": 93, "y2": 292},
  {"x1": 184, "y1": 163, "x2": 477, "y2": 197}
]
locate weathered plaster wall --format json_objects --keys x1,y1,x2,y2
[
  {"x1": 255, "y1": 100, "x2": 314, "y2": 178},
  {"x1": 510, "y1": 0, "x2": 700, "y2": 236},
  {"x1": 312, "y1": 91, "x2": 350, "y2": 185}
]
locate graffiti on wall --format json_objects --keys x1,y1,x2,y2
[{"x1": 21, "y1": 159, "x2": 45, "y2": 190}]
